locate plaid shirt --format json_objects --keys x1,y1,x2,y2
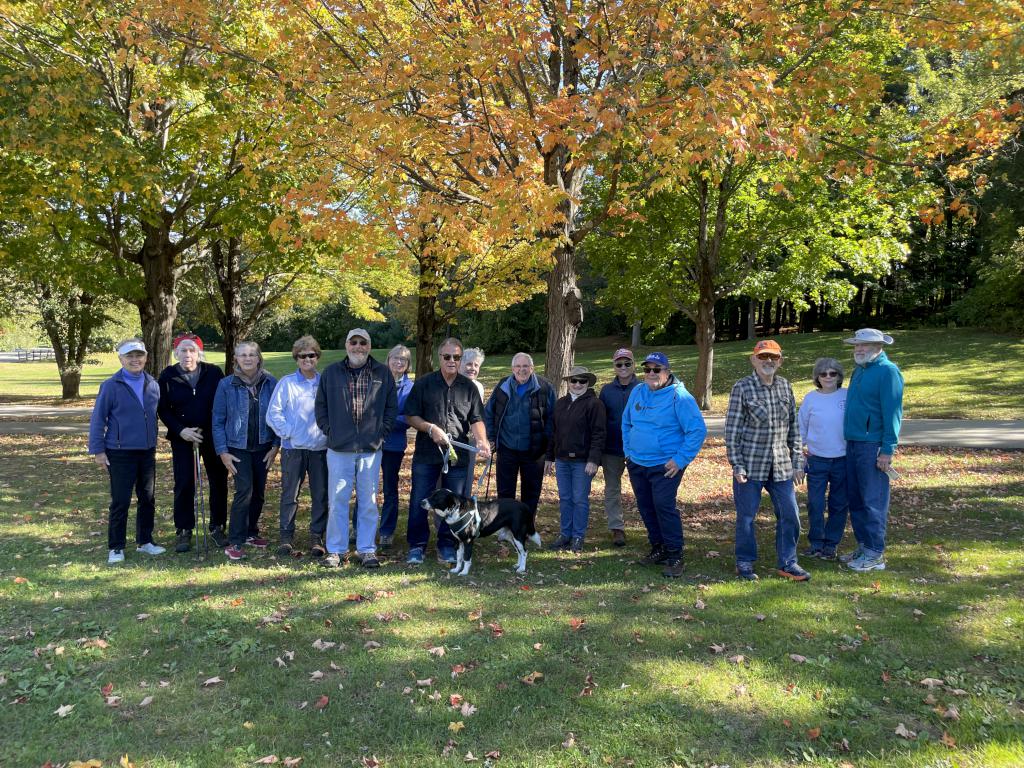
[
  {"x1": 725, "y1": 372, "x2": 801, "y2": 481},
  {"x1": 345, "y1": 359, "x2": 372, "y2": 428}
]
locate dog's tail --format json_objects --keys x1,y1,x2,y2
[{"x1": 528, "y1": 531, "x2": 542, "y2": 548}]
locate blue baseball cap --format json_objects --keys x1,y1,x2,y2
[{"x1": 643, "y1": 352, "x2": 669, "y2": 368}]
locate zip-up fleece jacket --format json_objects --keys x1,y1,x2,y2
[
  {"x1": 484, "y1": 374, "x2": 555, "y2": 459},
  {"x1": 212, "y1": 372, "x2": 280, "y2": 455},
  {"x1": 843, "y1": 350, "x2": 903, "y2": 455},
  {"x1": 88, "y1": 369, "x2": 160, "y2": 453},
  {"x1": 266, "y1": 370, "x2": 328, "y2": 451},
  {"x1": 599, "y1": 376, "x2": 639, "y2": 456},
  {"x1": 547, "y1": 389, "x2": 607, "y2": 464},
  {"x1": 157, "y1": 362, "x2": 224, "y2": 444},
  {"x1": 314, "y1": 356, "x2": 398, "y2": 452},
  {"x1": 622, "y1": 376, "x2": 707, "y2": 468}
]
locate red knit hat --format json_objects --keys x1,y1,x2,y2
[{"x1": 173, "y1": 333, "x2": 204, "y2": 351}]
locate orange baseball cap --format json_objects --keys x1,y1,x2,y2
[{"x1": 752, "y1": 339, "x2": 782, "y2": 356}]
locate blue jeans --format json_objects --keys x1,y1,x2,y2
[
  {"x1": 227, "y1": 446, "x2": 271, "y2": 546},
  {"x1": 805, "y1": 455, "x2": 849, "y2": 551},
  {"x1": 408, "y1": 461, "x2": 469, "y2": 551},
  {"x1": 379, "y1": 449, "x2": 405, "y2": 538},
  {"x1": 325, "y1": 449, "x2": 382, "y2": 555},
  {"x1": 555, "y1": 460, "x2": 594, "y2": 539},
  {"x1": 845, "y1": 441, "x2": 890, "y2": 557},
  {"x1": 626, "y1": 460, "x2": 685, "y2": 552},
  {"x1": 733, "y1": 476, "x2": 801, "y2": 568},
  {"x1": 106, "y1": 448, "x2": 156, "y2": 550}
]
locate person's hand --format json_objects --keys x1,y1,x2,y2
[
  {"x1": 585, "y1": 461, "x2": 598, "y2": 477},
  {"x1": 428, "y1": 424, "x2": 449, "y2": 446},
  {"x1": 544, "y1": 460, "x2": 555, "y2": 475},
  {"x1": 220, "y1": 452, "x2": 239, "y2": 477},
  {"x1": 477, "y1": 443, "x2": 491, "y2": 460},
  {"x1": 734, "y1": 471, "x2": 748, "y2": 484},
  {"x1": 794, "y1": 469, "x2": 806, "y2": 485},
  {"x1": 92, "y1": 452, "x2": 109, "y2": 468},
  {"x1": 180, "y1": 427, "x2": 203, "y2": 444},
  {"x1": 876, "y1": 453, "x2": 893, "y2": 472},
  {"x1": 264, "y1": 446, "x2": 279, "y2": 469},
  {"x1": 664, "y1": 459, "x2": 682, "y2": 478}
]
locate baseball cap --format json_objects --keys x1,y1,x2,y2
[
  {"x1": 346, "y1": 328, "x2": 371, "y2": 344},
  {"x1": 752, "y1": 339, "x2": 782, "y2": 356},
  {"x1": 117, "y1": 340, "x2": 146, "y2": 355},
  {"x1": 612, "y1": 348, "x2": 634, "y2": 361},
  {"x1": 643, "y1": 352, "x2": 669, "y2": 368}
]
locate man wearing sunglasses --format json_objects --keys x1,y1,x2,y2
[
  {"x1": 315, "y1": 329, "x2": 397, "y2": 569},
  {"x1": 725, "y1": 339, "x2": 810, "y2": 582},
  {"x1": 404, "y1": 337, "x2": 491, "y2": 566},
  {"x1": 483, "y1": 352, "x2": 556, "y2": 522},
  {"x1": 622, "y1": 352, "x2": 707, "y2": 577},
  {"x1": 599, "y1": 348, "x2": 640, "y2": 546}
]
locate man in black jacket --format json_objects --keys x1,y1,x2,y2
[{"x1": 314, "y1": 329, "x2": 397, "y2": 569}]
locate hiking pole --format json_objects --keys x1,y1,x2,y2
[
  {"x1": 194, "y1": 443, "x2": 209, "y2": 558},
  {"x1": 476, "y1": 453, "x2": 493, "y2": 499}
]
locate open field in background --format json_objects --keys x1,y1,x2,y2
[
  {"x1": 1, "y1": 434, "x2": 1022, "y2": 767},
  {"x1": 1, "y1": 329, "x2": 1023, "y2": 419}
]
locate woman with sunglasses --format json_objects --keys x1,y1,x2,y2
[
  {"x1": 266, "y1": 336, "x2": 329, "y2": 557},
  {"x1": 796, "y1": 357, "x2": 849, "y2": 560}
]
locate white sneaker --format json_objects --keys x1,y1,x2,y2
[
  {"x1": 137, "y1": 542, "x2": 166, "y2": 556},
  {"x1": 847, "y1": 554, "x2": 886, "y2": 572},
  {"x1": 108, "y1": 549, "x2": 125, "y2": 564}
]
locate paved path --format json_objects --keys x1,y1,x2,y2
[{"x1": 1, "y1": 405, "x2": 1021, "y2": 448}]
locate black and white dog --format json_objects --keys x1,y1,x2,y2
[{"x1": 421, "y1": 488, "x2": 542, "y2": 576}]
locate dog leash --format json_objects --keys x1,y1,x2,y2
[
  {"x1": 476, "y1": 453, "x2": 493, "y2": 498},
  {"x1": 437, "y1": 433, "x2": 479, "y2": 474}
]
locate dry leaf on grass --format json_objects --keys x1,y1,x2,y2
[
  {"x1": 139, "y1": 696, "x2": 153, "y2": 707},
  {"x1": 312, "y1": 638, "x2": 336, "y2": 651},
  {"x1": 313, "y1": 695, "x2": 329, "y2": 710},
  {"x1": 894, "y1": 723, "x2": 917, "y2": 739},
  {"x1": 54, "y1": 704, "x2": 74, "y2": 718},
  {"x1": 202, "y1": 677, "x2": 223, "y2": 687},
  {"x1": 428, "y1": 646, "x2": 446, "y2": 657},
  {"x1": 789, "y1": 654, "x2": 808, "y2": 663},
  {"x1": 255, "y1": 756, "x2": 279, "y2": 764},
  {"x1": 520, "y1": 671, "x2": 544, "y2": 685},
  {"x1": 449, "y1": 720, "x2": 465, "y2": 733},
  {"x1": 309, "y1": 670, "x2": 324, "y2": 681},
  {"x1": 920, "y1": 677, "x2": 945, "y2": 688}
]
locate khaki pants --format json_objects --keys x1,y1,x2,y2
[{"x1": 601, "y1": 454, "x2": 629, "y2": 530}]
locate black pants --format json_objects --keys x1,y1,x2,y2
[
  {"x1": 170, "y1": 439, "x2": 228, "y2": 532},
  {"x1": 106, "y1": 448, "x2": 157, "y2": 550},
  {"x1": 495, "y1": 448, "x2": 545, "y2": 513},
  {"x1": 279, "y1": 448, "x2": 329, "y2": 539},
  {"x1": 228, "y1": 446, "x2": 271, "y2": 546}
]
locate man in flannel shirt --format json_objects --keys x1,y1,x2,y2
[{"x1": 725, "y1": 339, "x2": 811, "y2": 582}]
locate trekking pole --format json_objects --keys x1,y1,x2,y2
[
  {"x1": 477, "y1": 453, "x2": 493, "y2": 499},
  {"x1": 194, "y1": 443, "x2": 209, "y2": 558}
]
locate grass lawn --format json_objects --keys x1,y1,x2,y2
[
  {"x1": 1, "y1": 328, "x2": 1022, "y2": 418},
  {"x1": 1, "y1": 434, "x2": 1021, "y2": 767}
]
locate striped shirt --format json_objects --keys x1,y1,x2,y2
[{"x1": 724, "y1": 372, "x2": 802, "y2": 482}]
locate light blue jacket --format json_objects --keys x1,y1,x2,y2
[
  {"x1": 212, "y1": 372, "x2": 280, "y2": 455},
  {"x1": 88, "y1": 369, "x2": 160, "y2": 453},
  {"x1": 843, "y1": 351, "x2": 903, "y2": 455},
  {"x1": 266, "y1": 370, "x2": 327, "y2": 451},
  {"x1": 622, "y1": 376, "x2": 707, "y2": 468}
]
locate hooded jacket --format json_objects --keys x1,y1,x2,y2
[{"x1": 622, "y1": 376, "x2": 707, "y2": 468}]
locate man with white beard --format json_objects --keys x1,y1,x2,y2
[
  {"x1": 315, "y1": 329, "x2": 397, "y2": 569},
  {"x1": 840, "y1": 328, "x2": 904, "y2": 572}
]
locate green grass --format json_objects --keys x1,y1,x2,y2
[
  {"x1": 1, "y1": 434, "x2": 1022, "y2": 767},
  {"x1": 1, "y1": 328, "x2": 1022, "y2": 418}
]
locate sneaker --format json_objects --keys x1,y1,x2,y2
[
  {"x1": 437, "y1": 547, "x2": 457, "y2": 565},
  {"x1": 839, "y1": 546, "x2": 864, "y2": 564},
  {"x1": 662, "y1": 554, "x2": 684, "y2": 578},
  {"x1": 570, "y1": 537, "x2": 584, "y2": 553},
  {"x1": 611, "y1": 529, "x2": 626, "y2": 547},
  {"x1": 361, "y1": 553, "x2": 381, "y2": 569},
  {"x1": 777, "y1": 563, "x2": 812, "y2": 581},
  {"x1": 310, "y1": 533, "x2": 326, "y2": 558},
  {"x1": 639, "y1": 545, "x2": 669, "y2": 566},
  {"x1": 276, "y1": 541, "x2": 293, "y2": 557},
  {"x1": 224, "y1": 545, "x2": 246, "y2": 561},
  {"x1": 175, "y1": 530, "x2": 192, "y2": 553},
  {"x1": 108, "y1": 549, "x2": 125, "y2": 564},
  {"x1": 818, "y1": 548, "x2": 838, "y2": 561},
  {"x1": 245, "y1": 535, "x2": 269, "y2": 548},
  {"x1": 736, "y1": 564, "x2": 759, "y2": 581},
  {"x1": 801, "y1": 546, "x2": 824, "y2": 559},
  {"x1": 379, "y1": 534, "x2": 394, "y2": 551},
  {"x1": 846, "y1": 554, "x2": 886, "y2": 572},
  {"x1": 320, "y1": 552, "x2": 343, "y2": 568},
  {"x1": 548, "y1": 534, "x2": 571, "y2": 551},
  {"x1": 406, "y1": 547, "x2": 425, "y2": 565},
  {"x1": 137, "y1": 542, "x2": 166, "y2": 555},
  {"x1": 210, "y1": 526, "x2": 229, "y2": 548}
]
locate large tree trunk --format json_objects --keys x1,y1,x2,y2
[
  {"x1": 544, "y1": 241, "x2": 582, "y2": 394},
  {"x1": 746, "y1": 298, "x2": 756, "y2": 340},
  {"x1": 36, "y1": 287, "x2": 104, "y2": 400},
  {"x1": 135, "y1": 232, "x2": 179, "y2": 376},
  {"x1": 415, "y1": 287, "x2": 438, "y2": 377},
  {"x1": 210, "y1": 238, "x2": 244, "y2": 374},
  {"x1": 631, "y1": 319, "x2": 642, "y2": 348}
]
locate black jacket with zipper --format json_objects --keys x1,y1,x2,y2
[
  {"x1": 314, "y1": 356, "x2": 398, "y2": 452},
  {"x1": 547, "y1": 389, "x2": 607, "y2": 464},
  {"x1": 158, "y1": 362, "x2": 224, "y2": 443}
]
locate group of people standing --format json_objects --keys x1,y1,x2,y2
[{"x1": 88, "y1": 327, "x2": 903, "y2": 580}]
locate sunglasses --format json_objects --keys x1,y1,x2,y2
[
  {"x1": 347, "y1": 338, "x2": 369, "y2": 346},
  {"x1": 297, "y1": 352, "x2": 320, "y2": 360},
  {"x1": 568, "y1": 377, "x2": 589, "y2": 385},
  {"x1": 614, "y1": 361, "x2": 633, "y2": 368},
  {"x1": 441, "y1": 353, "x2": 462, "y2": 362},
  {"x1": 642, "y1": 366, "x2": 663, "y2": 374},
  {"x1": 820, "y1": 370, "x2": 839, "y2": 377},
  {"x1": 756, "y1": 353, "x2": 781, "y2": 361}
]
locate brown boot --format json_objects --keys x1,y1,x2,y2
[{"x1": 611, "y1": 529, "x2": 626, "y2": 547}]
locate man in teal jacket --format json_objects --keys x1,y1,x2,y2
[{"x1": 842, "y1": 328, "x2": 904, "y2": 572}]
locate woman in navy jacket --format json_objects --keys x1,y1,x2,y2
[
  {"x1": 88, "y1": 338, "x2": 165, "y2": 565},
  {"x1": 378, "y1": 344, "x2": 414, "y2": 550},
  {"x1": 158, "y1": 333, "x2": 228, "y2": 552}
]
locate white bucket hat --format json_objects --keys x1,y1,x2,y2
[{"x1": 843, "y1": 328, "x2": 893, "y2": 345}]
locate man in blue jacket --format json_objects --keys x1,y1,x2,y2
[
  {"x1": 599, "y1": 348, "x2": 639, "y2": 546},
  {"x1": 622, "y1": 352, "x2": 707, "y2": 577},
  {"x1": 841, "y1": 328, "x2": 904, "y2": 572}
]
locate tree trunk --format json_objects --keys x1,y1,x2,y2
[
  {"x1": 210, "y1": 238, "x2": 244, "y2": 374},
  {"x1": 36, "y1": 286, "x2": 103, "y2": 400},
  {"x1": 773, "y1": 299, "x2": 784, "y2": 335},
  {"x1": 415, "y1": 288, "x2": 438, "y2": 376},
  {"x1": 135, "y1": 233, "x2": 180, "y2": 376},
  {"x1": 746, "y1": 298, "x2": 756, "y2": 340},
  {"x1": 631, "y1": 319, "x2": 642, "y2": 348},
  {"x1": 544, "y1": 241, "x2": 582, "y2": 395},
  {"x1": 692, "y1": 297, "x2": 716, "y2": 411}
]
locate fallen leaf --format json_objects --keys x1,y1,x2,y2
[
  {"x1": 364, "y1": 641, "x2": 382, "y2": 650},
  {"x1": 449, "y1": 693, "x2": 464, "y2": 706},
  {"x1": 705, "y1": 550, "x2": 720, "y2": 558},
  {"x1": 920, "y1": 677, "x2": 945, "y2": 688},
  {"x1": 895, "y1": 722, "x2": 917, "y2": 739},
  {"x1": 313, "y1": 695, "x2": 329, "y2": 710},
  {"x1": 464, "y1": 751, "x2": 478, "y2": 762},
  {"x1": 416, "y1": 678, "x2": 433, "y2": 687},
  {"x1": 754, "y1": 613, "x2": 766, "y2": 622},
  {"x1": 485, "y1": 750, "x2": 500, "y2": 759},
  {"x1": 346, "y1": 594, "x2": 364, "y2": 602},
  {"x1": 807, "y1": 727, "x2": 821, "y2": 740},
  {"x1": 449, "y1": 720, "x2": 465, "y2": 733},
  {"x1": 159, "y1": 680, "x2": 170, "y2": 688},
  {"x1": 255, "y1": 756, "x2": 279, "y2": 765},
  {"x1": 139, "y1": 696, "x2": 153, "y2": 707},
  {"x1": 68, "y1": 762, "x2": 102, "y2": 768},
  {"x1": 533, "y1": 643, "x2": 543, "y2": 650},
  {"x1": 309, "y1": 670, "x2": 324, "y2": 681},
  {"x1": 579, "y1": 673, "x2": 597, "y2": 697},
  {"x1": 568, "y1": 617, "x2": 586, "y2": 631},
  {"x1": 520, "y1": 671, "x2": 544, "y2": 685},
  {"x1": 120, "y1": 755, "x2": 136, "y2": 768},
  {"x1": 460, "y1": 701, "x2": 477, "y2": 717},
  {"x1": 441, "y1": 740, "x2": 458, "y2": 757},
  {"x1": 275, "y1": 657, "x2": 287, "y2": 668},
  {"x1": 467, "y1": 609, "x2": 483, "y2": 621},
  {"x1": 838, "y1": 737, "x2": 851, "y2": 752},
  {"x1": 451, "y1": 664, "x2": 466, "y2": 678},
  {"x1": 202, "y1": 677, "x2": 223, "y2": 687},
  {"x1": 230, "y1": 597, "x2": 244, "y2": 607},
  {"x1": 789, "y1": 654, "x2": 808, "y2": 663},
  {"x1": 361, "y1": 756, "x2": 380, "y2": 768},
  {"x1": 728, "y1": 655, "x2": 745, "y2": 665},
  {"x1": 13, "y1": 576, "x2": 28, "y2": 584},
  {"x1": 881, "y1": 670, "x2": 891, "y2": 682},
  {"x1": 54, "y1": 703, "x2": 75, "y2": 718},
  {"x1": 942, "y1": 704, "x2": 961, "y2": 720},
  {"x1": 709, "y1": 643, "x2": 726, "y2": 654},
  {"x1": 428, "y1": 646, "x2": 446, "y2": 657},
  {"x1": 694, "y1": 599, "x2": 706, "y2": 610},
  {"x1": 283, "y1": 759, "x2": 302, "y2": 767},
  {"x1": 487, "y1": 622, "x2": 504, "y2": 638},
  {"x1": 562, "y1": 732, "x2": 576, "y2": 748},
  {"x1": 136, "y1": 613, "x2": 151, "y2": 621},
  {"x1": 312, "y1": 638, "x2": 336, "y2": 651},
  {"x1": 941, "y1": 732, "x2": 956, "y2": 748},
  {"x1": 104, "y1": 695, "x2": 122, "y2": 707},
  {"x1": 101, "y1": 682, "x2": 115, "y2": 696}
]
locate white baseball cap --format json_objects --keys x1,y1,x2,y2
[
  {"x1": 844, "y1": 328, "x2": 894, "y2": 345},
  {"x1": 117, "y1": 340, "x2": 147, "y2": 355},
  {"x1": 346, "y1": 328, "x2": 371, "y2": 345}
]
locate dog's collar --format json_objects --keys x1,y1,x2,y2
[{"x1": 449, "y1": 497, "x2": 481, "y2": 537}]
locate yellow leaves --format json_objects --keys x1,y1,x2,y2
[{"x1": 448, "y1": 720, "x2": 465, "y2": 733}]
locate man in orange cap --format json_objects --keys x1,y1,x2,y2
[{"x1": 725, "y1": 339, "x2": 810, "y2": 582}]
